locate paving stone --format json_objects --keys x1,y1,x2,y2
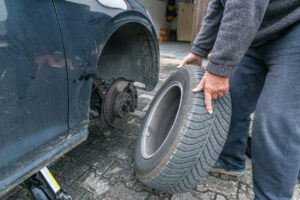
[
  {"x1": 139, "y1": 94, "x2": 154, "y2": 101},
  {"x1": 103, "y1": 160, "x2": 137, "y2": 188},
  {"x1": 65, "y1": 144, "x2": 93, "y2": 163},
  {"x1": 77, "y1": 150, "x2": 115, "y2": 175},
  {"x1": 195, "y1": 191, "x2": 216, "y2": 200},
  {"x1": 196, "y1": 175, "x2": 238, "y2": 199},
  {"x1": 78, "y1": 192, "x2": 95, "y2": 200},
  {"x1": 131, "y1": 181, "x2": 172, "y2": 199},
  {"x1": 63, "y1": 186, "x2": 91, "y2": 200},
  {"x1": 132, "y1": 110, "x2": 146, "y2": 119},
  {"x1": 137, "y1": 102, "x2": 149, "y2": 112},
  {"x1": 49, "y1": 156, "x2": 89, "y2": 184},
  {"x1": 88, "y1": 122, "x2": 107, "y2": 138},
  {"x1": 81, "y1": 172, "x2": 111, "y2": 197},
  {"x1": 115, "y1": 118, "x2": 136, "y2": 133},
  {"x1": 216, "y1": 194, "x2": 227, "y2": 200},
  {"x1": 105, "y1": 144, "x2": 134, "y2": 165},
  {"x1": 129, "y1": 139, "x2": 138, "y2": 151},
  {"x1": 238, "y1": 184, "x2": 254, "y2": 200},
  {"x1": 1, "y1": 49, "x2": 300, "y2": 200},
  {"x1": 106, "y1": 131, "x2": 136, "y2": 148},
  {"x1": 0, "y1": 185, "x2": 30, "y2": 200},
  {"x1": 142, "y1": 105, "x2": 150, "y2": 112},
  {"x1": 127, "y1": 118, "x2": 137, "y2": 124},
  {"x1": 83, "y1": 132, "x2": 106, "y2": 148},
  {"x1": 90, "y1": 136, "x2": 118, "y2": 155},
  {"x1": 147, "y1": 196, "x2": 170, "y2": 200},
  {"x1": 171, "y1": 192, "x2": 199, "y2": 200},
  {"x1": 0, "y1": 185, "x2": 24, "y2": 199},
  {"x1": 146, "y1": 190, "x2": 172, "y2": 199},
  {"x1": 100, "y1": 183, "x2": 148, "y2": 200},
  {"x1": 236, "y1": 169, "x2": 253, "y2": 189},
  {"x1": 120, "y1": 122, "x2": 141, "y2": 136},
  {"x1": 147, "y1": 193, "x2": 172, "y2": 200},
  {"x1": 140, "y1": 98, "x2": 152, "y2": 106},
  {"x1": 103, "y1": 130, "x2": 112, "y2": 137},
  {"x1": 3, "y1": 187, "x2": 31, "y2": 200},
  {"x1": 292, "y1": 184, "x2": 300, "y2": 200},
  {"x1": 132, "y1": 180, "x2": 153, "y2": 193}
]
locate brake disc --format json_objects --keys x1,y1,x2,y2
[{"x1": 102, "y1": 79, "x2": 137, "y2": 128}]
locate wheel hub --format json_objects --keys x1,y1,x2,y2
[
  {"x1": 114, "y1": 92, "x2": 132, "y2": 118},
  {"x1": 102, "y1": 79, "x2": 138, "y2": 127}
]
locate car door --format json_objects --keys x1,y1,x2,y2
[
  {"x1": 52, "y1": 0, "x2": 112, "y2": 132},
  {"x1": 0, "y1": 0, "x2": 68, "y2": 182}
]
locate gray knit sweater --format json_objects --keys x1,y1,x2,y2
[{"x1": 191, "y1": 0, "x2": 300, "y2": 77}]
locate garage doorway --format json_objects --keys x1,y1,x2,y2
[{"x1": 138, "y1": 0, "x2": 210, "y2": 44}]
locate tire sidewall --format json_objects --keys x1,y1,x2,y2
[{"x1": 135, "y1": 68, "x2": 192, "y2": 176}]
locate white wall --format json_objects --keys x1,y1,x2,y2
[
  {"x1": 138, "y1": 0, "x2": 172, "y2": 35},
  {"x1": 139, "y1": 0, "x2": 192, "y2": 36}
]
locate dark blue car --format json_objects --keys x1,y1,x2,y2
[{"x1": 0, "y1": 0, "x2": 159, "y2": 196}]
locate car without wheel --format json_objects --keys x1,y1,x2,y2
[
  {"x1": 0, "y1": 0, "x2": 159, "y2": 197},
  {"x1": 0, "y1": 0, "x2": 235, "y2": 198}
]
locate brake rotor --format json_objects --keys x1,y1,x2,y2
[{"x1": 102, "y1": 79, "x2": 137, "y2": 128}]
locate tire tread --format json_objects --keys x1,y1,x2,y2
[{"x1": 137, "y1": 65, "x2": 231, "y2": 192}]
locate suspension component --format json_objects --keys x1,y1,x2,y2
[{"x1": 101, "y1": 79, "x2": 138, "y2": 127}]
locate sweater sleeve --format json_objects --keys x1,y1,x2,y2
[
  {"x1": 191, "y1": 0, "x2": 224, "y2": 58},
  {"x1": 206, "y1": 0, "x2": 270, "y2": 77}
]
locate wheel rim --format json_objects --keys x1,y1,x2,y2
[{"x1": 141, "y1": 82, "x2": 183, "y2": 159}]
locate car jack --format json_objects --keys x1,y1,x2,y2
[{"x1": 26, "y1": 167, "x2": 72, "y2": 200}]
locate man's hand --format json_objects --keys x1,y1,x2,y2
[
  {"x1": 177, "y1": 52, "x2": 202, "y2": 69},
  {"x1": 193, "y1": 71, "x2": 229, "y2": 114}
]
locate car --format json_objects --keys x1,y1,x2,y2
[{"x1": 0, "y1": 0, "x2": 159, "y2": 197}]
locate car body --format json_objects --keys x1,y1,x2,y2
[{"x1": 0, "y1": 0, "x2": 159, "y2": 196}]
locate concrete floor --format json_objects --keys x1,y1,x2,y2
[
  {"x1": 160, "y1": 42, "x2": 191, "y2": 59},
  {"x1": 160, "y1": 42, "x2": 209, "y2": 66}
]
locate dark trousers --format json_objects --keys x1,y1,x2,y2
[{"x1": 220, "y1": 22, "x2": 300, "y2": 200}]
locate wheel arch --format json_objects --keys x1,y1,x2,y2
[{"x1": 96, "y1": 13, "x2": 159, "y2": 91}]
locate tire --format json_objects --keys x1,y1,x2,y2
[{"x1": 135, "y1": 65, "x2": 232, "y2": 193}]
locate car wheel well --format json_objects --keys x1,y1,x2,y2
[{"x1": 96, "y1": 22, "x2": 159, "y2": 91}]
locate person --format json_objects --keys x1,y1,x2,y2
[{"x1": 178, "y1": 1, "x2": 300, "y2": 200}]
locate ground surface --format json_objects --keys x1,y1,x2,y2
[{"x1": 1, "y1": 43, "x2": 300, "y2": 200}]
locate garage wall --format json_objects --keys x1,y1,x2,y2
[
  {"x1": 138, "y1": 0, "x2": 172, "y2": 35},
  {"x1": 192, "y1": 0, "x2": 210, "y2": 43},
  {"x1": 139, "y1": 0, "x2": 193, "y2": 37}
]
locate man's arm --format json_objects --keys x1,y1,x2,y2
[
  {"x1": 191, "y1": 0, "x2": 225, "y2": 58},
  {"x1": 206, "y1": 0, "x2": 270, "y2": 77},
  {"x1": 190, "y1": 0, "x2": 270, "y2": 114}
]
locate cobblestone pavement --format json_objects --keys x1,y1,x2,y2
[{"x1": 1, "y1": 58, "x2": 300, "y2": 200}]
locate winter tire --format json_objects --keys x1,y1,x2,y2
[{"x1": 135, "y1": 65, "x2": 232, "y2": 193}]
